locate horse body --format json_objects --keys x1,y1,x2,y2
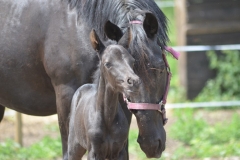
[
  {"x1": 0, "y1": 0, "x2": 96, "y2": 115},
  {"x1": 0, "y1": 0, "x2": 57, "y2": 114},
  {"x1": 0, "y1": 1, "x2": 98, "y2": 157},
  {"x1": 1, "y1": 0, "x2": 169, "y2": 159},
  {"x1": 68, "y1": 30, "x2": 139, "y2": 159}
]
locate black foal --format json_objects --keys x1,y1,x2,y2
[{"x1": 68, "y1": 29, "x2": 140, "y2": 160}]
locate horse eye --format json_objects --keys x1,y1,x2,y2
[
  {"x1": 104, "y1": 62, "x2": 111, "y2": 68},
  {"x1": 146, "y1": 63, "x2": 152, "y2": 69}
]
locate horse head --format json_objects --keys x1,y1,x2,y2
[{"x1": 104, "y1": 11, "x2": 168, "y2": 158}]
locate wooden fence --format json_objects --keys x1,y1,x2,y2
[{"x1": 175, "y1": 0, "x2": 240, "y2": 99}]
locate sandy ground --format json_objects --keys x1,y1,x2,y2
[{"x1": 1, "y1": 108, "x2": 240, "y2": 160}]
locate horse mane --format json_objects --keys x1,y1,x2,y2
[
  {"x1": 67, "y1": 0, "x2": 168, "y2": 46},
  {"x1": 68, "y1": 0, "x2": 169, "y2": 85}
]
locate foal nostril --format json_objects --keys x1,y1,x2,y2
[
  {"x1": 127, "y1": 76, "x2": 140, "y2": 87},
  {"x1": 127, "y1": 77, "x2": 133, "y2": 85}
]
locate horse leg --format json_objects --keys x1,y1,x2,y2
[
  {"x1": 0, "y1": 105, "x2": 5, "y2": 123},
  {"x1": 117, "y1": 148, "x2": 128, "y2": 160},
  {"x1": 54, "y1": 84, "x2": 77, "y2": 160}
]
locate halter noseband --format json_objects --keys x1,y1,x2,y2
[{"x1": 124, "y1": 21, "x2": 180, "y2": 125}]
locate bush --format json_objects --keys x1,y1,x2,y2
[{"x1": 196, "y1": 50, "x2": 240, "y2": 101}]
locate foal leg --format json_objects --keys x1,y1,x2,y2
[
  {"x1": 68, "y1": 138, "x2": 86, "y2": 160},
  {"x1": 68, "y1": 122, "x2": 86, "y2": 159},
  {"x1": 0, "y1": 105, "x2": 5, "y2": 123}
]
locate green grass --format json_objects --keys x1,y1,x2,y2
[
  {"x1": 0, "y1": 129, "x2": 146, "y2": 160},
  {"x1": 169, "y1": 108, "x2": 240, "y2": 160},
  {"x1": 0, "y1": 136, "x2": 62, "y2": 160}
]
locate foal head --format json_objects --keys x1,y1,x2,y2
[{"x1": 90, "y1": 29, "x2": 140, "y2": 97}]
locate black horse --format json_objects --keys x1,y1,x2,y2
[
  {"x1": 68, "y1": 29, "x2": 140, "y2": 160},
  {"x1": 0, "y1": 0, "x2": 169, "y2": 159}
]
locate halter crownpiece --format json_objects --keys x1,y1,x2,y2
[{"x1": 129, "y1": 20, "x2": 143, "y2": 24}]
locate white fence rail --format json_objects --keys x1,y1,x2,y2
[
  {"x1": 172, "y1": 44, "x2": 240, "y2": 52},
  {"x1": 166, "y1": 101, "x2": 240, "y2": 109}
]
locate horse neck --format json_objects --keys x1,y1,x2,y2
[{"x1": 96, "y1": 73, "x2": 119, "y2": 127}]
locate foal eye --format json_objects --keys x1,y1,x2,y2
[
  {"x1": 104, "y1": 62, "x2": 111, "y2": 68},
  {"x1": 132, "y1": 62, "x2": 135, "y2": 67}
]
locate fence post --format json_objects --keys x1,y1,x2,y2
[{"x1": 15, "y1": 112, "x2": 23, "y2": 146}]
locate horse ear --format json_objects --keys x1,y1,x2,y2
[
  {"x1": 117, "y1": 27, "x2": 131, "y2": 49},
  {"x1": 90, "y1": 29, "x2": 105, "y2": 54},
  {"x1": 104, "y1": 21, "x2": 123, "y2": 42},
  {"x1": 143, "y1": 13, "x2": 158, "y2": 38}
]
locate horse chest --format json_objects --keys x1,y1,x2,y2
[{"x1": 85, "y1": 111, "x2": 128, "y2": 152}]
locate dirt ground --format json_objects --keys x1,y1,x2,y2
[{"x1": 1, "y1": 108, "x2": 240, "y2": 160}]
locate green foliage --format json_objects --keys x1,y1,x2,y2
[
  {"x1": 0, "y1": 136, "x2": 62, "y2": 160},
  {"x1": 196, "y1": 50, "x2": 240, "y2": 101},
  {"x1": 170, "y1": 108, "x2": 207, "y2": 145},
  {"x1": 169, "y1": 108, "x2": 240, "y2": 159}
]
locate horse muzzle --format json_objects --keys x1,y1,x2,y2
[{"x1": 137, "y1": 137, "x2": 165, "y2": 158}]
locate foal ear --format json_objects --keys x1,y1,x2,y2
[
  {"x1": 104, "y1": 21, "x2": 123, "y2": 42},
  {"x1": 143, "y1": 13, "x2": 158, "y2": 38},
  {"x1": 117, "y1": 27, "x2": 131, "y2": 49},
  {"x1": 90, "y1": 29, "x2": 105, "y2": 53}
]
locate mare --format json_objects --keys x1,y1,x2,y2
[
  {"x1": 68, "y1": 29, "x2": 140, "y2": 160},
  {"x1": 0, "y1": 0, "x2": 170, "y2": 159}
]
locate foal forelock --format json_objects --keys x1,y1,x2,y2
[{"x1": 66, "y1": 0, "x2": 168, "y2": 46}]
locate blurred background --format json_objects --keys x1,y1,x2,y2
[{"x1": 1, "y1": 0, "x2": 240, "y2": 159}]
